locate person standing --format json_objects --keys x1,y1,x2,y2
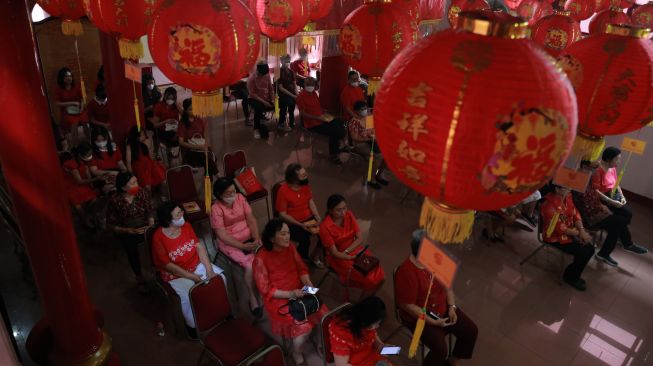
[
  {"x1": 340, "y1": 71, "x2": 366, "y2": 121},
  {"x1": 247, "y1": 60, "x2": 275, "y2": 139},
  {"x1": 291, "y1": 48, "x2": 311, "y2": 88},
  {"x1": 277, "y1": 54, "x2": 297, "y2": 132}
]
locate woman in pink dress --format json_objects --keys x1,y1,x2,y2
[{"x1": 253, "y1": 219, "x2": 328, "y2": 365}]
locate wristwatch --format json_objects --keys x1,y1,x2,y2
[{"x1": 449, "y1": 304, "x2": 457, "y2": 310}]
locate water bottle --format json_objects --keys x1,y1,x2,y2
[{"x1": 156, "y1": 321, "x2": 165, "y2": 337}]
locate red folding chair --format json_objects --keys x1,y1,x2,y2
[
  {"x1": 270, "y1": 181, "x2": 284, "y2": 218},
  {"x1": 243, "y1": 345, "x2": 286, "y2": 366},
  {"x1": 319, "y1": 303, "x2": 352, "y2": 366},
  {"x1": 166, "y1": 165, "x2": 208, "y2": 224},
  {"x1": 223, "y1": 150, "x2": 270, "y2": 219},
  {"x1": 189, "y1": 276, "x2": 270, "y2": 366}
]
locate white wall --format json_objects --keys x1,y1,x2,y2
[{"x1": 605, "y1": 126, "x2": 653, "y2": 199}]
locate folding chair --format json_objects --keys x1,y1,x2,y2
[
  {"x1": 210, "y1": 229, "x2": 243, "y2": 305},
  {"x1": 294, "y1": 118, "x2": 316, "y2": 162},
  {"x1": 270, "y1": 181, "x2": 284, "y2": 218},
  {"x1": 319, "y1": 303, "x2": 352, "y2": 366},
  {"x1": 243, "y1": 345, "x2": 286, "y2": 366},
  {"x1": 166, "y1": 165, "x2": 208, "y2": 225},
  {"x1": 190, "y1": 276, "x2": 270, "y2": 366},
  {"x1": 385, "y1": 267, "x2": 425, "y2": 361},
  {"x1": 223, "y1": 150, "x2": 271, "y2": 220},
  {"x1": 316, "y1": 263, "x2": 351, "y2": 302}
]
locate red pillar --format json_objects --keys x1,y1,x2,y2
[{"x1": 0, "y1": 0, "x2": 114, "y2": 364}]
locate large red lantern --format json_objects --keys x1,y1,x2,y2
[
  {"x1": 631, "y1": 1, "x2": 653, "y2": 28},
  {"x1": 83, "y1": 0, "x2": 111, "y2": 34},
  {"x1": 395, "y1": 0, "x2": 422, "y2": 27},
  {"x1": 517, "y1": 0, "x2": 553, "y2": 25},
  {"x1": 558, "y1": 24, "x2": 653, "y2": 160},
  {"x1": 532, "y1": 10, "x2": 581, "y2": 56},
  {"x1": 37, "y1": 0, "x2": 86, "y2": 35},
  {"x1": 307, "y1": 0, "x2": 334, "y2": 20},
  {"x1": 608, "y1": 0, "x2": 634, "y2": 9},
  {"x1": 374, "y1": 11, "x2": 577, "y2": 243},
  {"x1": 255, "y1": 0, "x2": 310, "y2": 55},
  {"x1": 98, "y1": 0, "x2": 163, "y2": 60},
  {"x1": 148, "y1": 0, "x2": 261, "y2": 117},
  {"x1": 339, "y1": 0, "x2": 419, "y2": 94},
  {"x1": 565, "y1": 0, "x2": 594, "y2": 20},
  {"x1": 594, "y1": 0, "x2": 609, "y2": 12},
  {"x1": 419, "y1": 0, "x2": 446, "y2": 20},
  {"x1": 448, "y1": 0, "x2": 490, "y2": 26},
  {"x1": 589, "y1": 7, "x2": 631, "y2": 34}
]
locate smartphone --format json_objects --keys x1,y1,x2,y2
[
  {"x1": 302, "y1": 285, "x2": 319, "y2": 294},
  {"x1": 380, "y1": 346, "x2": 401, "y2": 355},
  {"x1": 428, "y1": 311, "x2": 441, "y2": 320}
]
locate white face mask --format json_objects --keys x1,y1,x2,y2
[
  {"x1": 166, "y1": 99, "x2": 175, "y2": 106},
  {"x1": 95, "y1": 141, "x2": 108, "y2": 149},
  {"x1": 305, "y1": 86, "x2": 315, "y2": 93},
  {"x1": 359, "y1": 109, "x2": 369, "y2": 117},
  {"x1": 222, "y1": 195, "x2": 237, "y2": 205},
  {"x1": 95, "y1": 97, "x2": 107, "y2": 105},
  {"x1": 172, "y1": 216, "x2": 185, "y2": 227},
  {"x1": 147, "y1": 84, "x2": 155, "y2": 91},
  {"x1": 350, "y1": 81, "x2": 360, "y2": 88}
]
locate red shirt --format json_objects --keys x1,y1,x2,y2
[
  {"x1": 541, "y1": 193, "x2": 581, "y2": 244},
  {"x1": 275, "y1": 183, "x2": 313, "y2": 222},
  {"x1": 296, "y1": 90, "x2": 324, "y2": 129},
  {"x1": 340, "y1": 85, "x2": 365, "y2": 120},
  {"x1": 290, "y1": 59, "x2": 310, "y2": 77},
  {"x1": 395, "y1": 258, "x2": 448, "y2": 320},
  {"x1": 55, "y1": 85, "x2": 83, "y2": 117},
  {"x1": 90, "y1": 149, "x2": 123, "y2": 171},
  {"x1": 329, "y1": 317, "x2": 386, "y2": 366},
  {"x1": 247, "y1": 73, "x2": 274, "y2": 102},
  {"x1": 319, "y1": 211, "x2": 360, "y2": 252},
  {"x1": 86, "y1": 99, "x2": 110, "y2": 124},
  {"x1": 154, "y1": 102, "x2": 180, "y2": 122},
  {"x1": 177, "y1": 117, "x2": 207, "y2": 141},
  {"x1": 152, "y1": 223, "x2": 201, "y2": 282}
]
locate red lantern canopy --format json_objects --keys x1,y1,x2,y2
[
  {"x1": 564, "y1": 0, "x2": 594, "y2": 20},
  {"x1": 448, "y1": 0, "x2": 490, "y2": 26},
  {"x1": 532, "y1": 10, "x2": 581, "y2": 56},
  {"x1": 395, "y1": 0, "x2": 422, "y2": 27},
  {"x1": 589, "y1": 7, "x2": 631, "y2": 34},
  {"x1": 98, "y1": 0, "x2": 163, "y2": 60},
  {"x1": 374, "y1": 11, "x2": 577, "y2": 243},
  {"x1": 631, "y1": 1, "x2": 653, "y2": 28},
  {"x1": 419, "y1": 0, "x2": 446, "y2": 20},
  {"x1": 37, "y1": 0, "x2": 86, "y2": 35},
  {"x1": 608, "y1": 0, "x2": 634, "y2": 9},
  {"x1": 517, "y1": 0, "x2": 553, "y2": 25},
  {"x1": 594, "y1": 0, "x2": 609, "y2": 12},
  {"x1": 339, "y1": 0, "x2": 419, "y2": 94},
  {"x1": 307, "y1": 0, "x2": 334, "y2": 20},
  {"x1": 148, "y1": 0, "x2": 261, "y2": 117},
  {"x1": 83, "y1": 0, "x2": 111, "y2": 34},
  {"x1": 254, "y1": 0, "x2": 310, "y2": 55},
  {"x1": 559, "y1": 24, "x2": 653, "y2": 160}
]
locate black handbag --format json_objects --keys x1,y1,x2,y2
[
  {"x1": 352, "y1": 245, "x2": 380, "y2": 275},
  {"x1": 279, "y1": 294, "x2": 320, "y2": 322}
]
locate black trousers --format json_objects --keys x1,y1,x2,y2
[
  {"x1": 308, "y1": 119, "x2": 346, "y2": 155},
  {"x1": 549, "y1": 240, "x2": 595, "y2": 281},
  {"x1": 289, "y1": 222, "x2": 311, "y2": 259},
  {"x1": 278, "y1": 94, "x2": 296, "y2": 127},
  {"x1": 116, "y1": 233, "x2": 143, "y2": 277},
  {"x1": 597, "y1": 205, "x2": 633, "y2": 256},
  {"x1": 248, "y1": 98, "x2": 273, "y2": 130},
  {"x1": 183, "y1": 149, "x2": 218, "y2": 176}
]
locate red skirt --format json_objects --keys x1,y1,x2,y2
[
  {"x1": 67, "y1": 184, "x2": 97, "y2": 206},
  {"x1": 61, "y1": 110, "x2": 89, "y2": 131},
  {"x1": 264, "y1": 299, "x2": 329, "y2": 338},
  {"x1": 132, "y1": 156, "x2": 166, "y2": 187},
  {"x1": 327, "y1": 249, "x2": 385, "y2": 291}
]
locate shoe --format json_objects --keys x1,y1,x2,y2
[
  {"x1": 185, "y1": 325, "x2": 199, "y2": 340},
  {"x1": 253, "y1": 130, "x2": 261, "y2": 139},
  {"x1": 624, "y1": 243, "x2": 648, "y2": 254},
  {"x1": 376, "y1": 176, "x2": 389, "y2": 186},
  {"x1": 250, "y1": 306, "x2": 264, "y2": 320},
  {"x1": 366, "y1": 181, "x2": 382, "y2": 190},
  {"x1": 595, "y1": 253, "x2": 618, "y2": 267},
  {"x1": 564, "y1": 277, "x2": 587, "y2": 291},
  {"x1": 283, "y1": 125, "x2": 292, "y2": 132}
]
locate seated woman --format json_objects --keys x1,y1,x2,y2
[
  {"x1": 253, "y1": 219, "x2": 328, "y2": 365},
  {"x1": 541, "y1": 185, "x2": 595, "y2": 291},
  {"x1": 106, "y1": 173, "x2": 154, "y2": 292},
  {"x1": 55, "y1": 67, "x2": 87, "y2": 144},
  {"x1": 575, "y1": 147, "x2": 648, "y2": 267},
  {"x1": 141, "y1": 73, "x2": 162, "y2": 114},
  {"x1": 329, "y1": 296, "x2": 394, "y2": 366},
  {"x1": 348, "y1": 100, "x2": 388, "y2": 189},
  {"x1": 177, "y1": 98, "x2": 218, "y2": 177},
  {"x1": 211, "y1": 177, "x2": 262, "y2": 318},
  {"x1": 61, "y1": 144, "x2": 100, "y2": 228},
  {"x1": 89, "y1": 126, "x2": 127, "y2": 193},
  {"x1": 153, "y1": 87, "x2": 181, "y2": 165},
  {"x1": 125, "y1": 126, "x2": 166, "y2": 192},
  {"x1": 86, "y1": 84, "x2": 111, "y2": 131},
  {"x1": 275, "y1": 163, "x2": 323, "y2": 265},
  {"x1": 396, "y1": 230, "x2": 478, "y2": 366},
  {"x1": 152, "y1": 202, "x2": 224, "y2": 335},
  {"x1": 319, "y1": 194, "x2": 385, "y2": 300}
]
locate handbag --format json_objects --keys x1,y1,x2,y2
[
  {"x1": 352, "y1": 246, "x2": 380, "y2": 276},
  {"x1": 278, "y1": 294, "x2": 320, "y2": 322}
]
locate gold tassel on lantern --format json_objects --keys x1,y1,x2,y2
[
  {"x1": 367, "y1": 135, "x2": 375, "y2": 182},
  {"x1": 367, "y1": 77, "x2": 381, "y2": 95},
  {"x1": 119, "y1": 38, "x2": 144, "y2": 60},
  {"x1": 419, "y1": 198, "x2": 475, "y2": 244},
  {"x1": 132, "y1": 82, "x2": 142, "y2": 131},
  {"x1": 269, "y1": 40, "x2": 287, "y2": 56},
  {"x1": 204, "y1": 148, "x2": 212, "y2": 214},
  {"x1": 192, "y1": 90, "x2": 223, "y2": 118},
  {"x1": 62, "y1": 20, "x2": 84, "y2": 36},
  {"x1": 571, "y1": 133, "x2": 605, "y2": 162},
  {"x1": 274, "y1": 95, "x2": 280, "y2": 120},
  {"x1": 545, "y1": 211, "x2": 560, "y2": 238},
  {"x1": 408, "y1": 275, "x2": 434, "y2": 359}
]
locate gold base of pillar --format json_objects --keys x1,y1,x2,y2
[{"x1": 52, "y1": 331, "x2": 114, "y2": 366}]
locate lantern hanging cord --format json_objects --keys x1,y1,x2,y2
[{"x1": 74, "y1": 38, "x2": 87, "y2": 105}]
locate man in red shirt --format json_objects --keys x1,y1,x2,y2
[
  {"x1": 247, "y1": 60, "x2": 275, "y2": 139},
  {"x1": 296, "y1": 77, "x2": 347, "y2": 164},
  {"x1": 340, "y1": 70, "x2": 366, "y2": 121},
  {"x1": 395, "y1": 230, "x2": 478, "y2": 366},
  {"x1": 87, "y1": 84, "x2": 111, "y2": 131},
  {"x1": 541, "y1": 184, "x2": 595, "y2": 290},
  {"x1": 290, "y1": 48, "x2": 311, "y2": 88}
]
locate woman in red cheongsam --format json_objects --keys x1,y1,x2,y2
[
  {"x1": 125, "y1": 126, "x2": 166, "y2": 191},
  {"x1": 61, "y1": 143, "x2": 100, "y2": 228},
  {"x1": 89, "y1": 126, "x2": 127, "y2": 193},
  {"x1": 319, "y1": 194, "x2": 385, "y2": 300},
  {"x1": 253, "y1": 219, "x2": 328, "y2": 365},
  {"x1": 55, "y1": 67, "x2": 88, "y2": 144}
]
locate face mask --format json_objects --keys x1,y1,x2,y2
[
  {"x1": 350, "y1": 81, "x2": 360, "y2": 88},
  {"x1": 298, "y1": 178, "x2": 309, "y2": 186},
  {"x1": 172, "y1": 216, "x2": 185, "y2": 227},
  {"x1": 127, "y1": 186, "x2": 140, "y2": 195},
  {"x1": 222, "y1": 195, "x2": 237, "y2": 205},
  {"x1": 359, "y1": 109, "x2": 368, "y2": 117},
  {"x1": 257, "y1": 64, "x2": 270, "y2": 75},
  {"x1": 95, "y1": 141, "x2": 108, "y2": 149},
  {"x1": 283, "y1": 62, "x2": 290, "y2": 68},
  {"x1": 304, "y1": 86, "x2": 315, "y2": 93},
  {"x1": 96, "y1": 97, "x2": 107, "y2": 105},
  {"x1": 166, "y1": 99, "x2": 175, "y2": 106},
  {"x1": 81, "y1": 155, "x2": 92, "y2": 162},
  {"x1": 147, "y1": 84, "x2": 155, "y2": 91}
]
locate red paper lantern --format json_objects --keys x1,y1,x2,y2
[
  {"x1": 419, "y1": 0, "x2": 446, "y2": 20},
  {"x1": 83, "y1": 0, "x2": 111, "y2": 34},
  {"x1": 504, "y1": 0, "x2": 523, "y2": 10},
  {"x1": 254, "y1": 0, "x2": 310, "y2": 55},
  {"x1": 631, "y1": 1, "x2": 653, "y2": 28},
  {"x1": 374, "y1": 12, "x2": 577, "y2": 243},
  {"x1": 608, "y1": 0, "x2": 634, "y2": 9},
  {"x1": 564, "y1": 0, "x2": 594, "y2": 20},
  {"x1": 558, "y1": 24, "x2": 653, "y2": 160},
  {"x1": 395, "y1": 0, "x2": 422, "y2": 27},
  {"x1": 594, "y1": 0, "x2": 609, "y2": 12},
  {"x1": 339, "y1": 1, "x2": 419, "y2": 94},
  {"x1": 589, "y1": 7, "x2": 631, "y2": 34},
  {"x1": 307, "y1": 0, "x2": 334, "y2": 20},
  {"x1": 532, "y1": 10, "x2": 581, "y2": 56},
  {"x1": 148, "y1": 0, "x2": 261, "y2": 117},
  {"x1": 37, "y1": 0, "x2": 86, "y2": 35},
  {"x1": 98, "y1": 0, "x2": 163, "y2": 60},
  {"x1": 448, "y1": 0, "x2": 490, "y2": 26},
  {"x1": 517, "y1": 0, "x2": 553, "y2": 25}
]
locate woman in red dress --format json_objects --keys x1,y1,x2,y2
[
  {"x1": 329, "y1": 296, "x2": 394, "y2": 366},
  {"x1": 253, "y1": 219, "x2": 328, "y2": 365},
  {"x1": 89, "y1": 126, "x2": 127, "y2": 193},
  {"x1": 60, "y1": 144, "x2": 100, "y2": 228},
  {"x1": 126, "y1": 126, "x2": 166, "y2": 191},
  {"x1": 55, "y1": 67, "x2": 88, "y2": 144},
  {"x1": 177, "y1": 98, "x2": 218, "y2": 176},
  {"x1": 153, "y1": 87, "x2": 181, "y2": 166},
  {"x1": 320, "y1": 194, "x2": 385, "y2": 300}
]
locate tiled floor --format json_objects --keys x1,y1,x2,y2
[{"x1": 1, "y1": 109, "x2": 653, "y2": 366}]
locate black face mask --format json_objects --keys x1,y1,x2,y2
[
  {"x1": 298, "y1": 178, "x2": 309, "y2": 186},
  {"x1": 257, "y1": 64, "x2": 270, "y2": 75}
]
